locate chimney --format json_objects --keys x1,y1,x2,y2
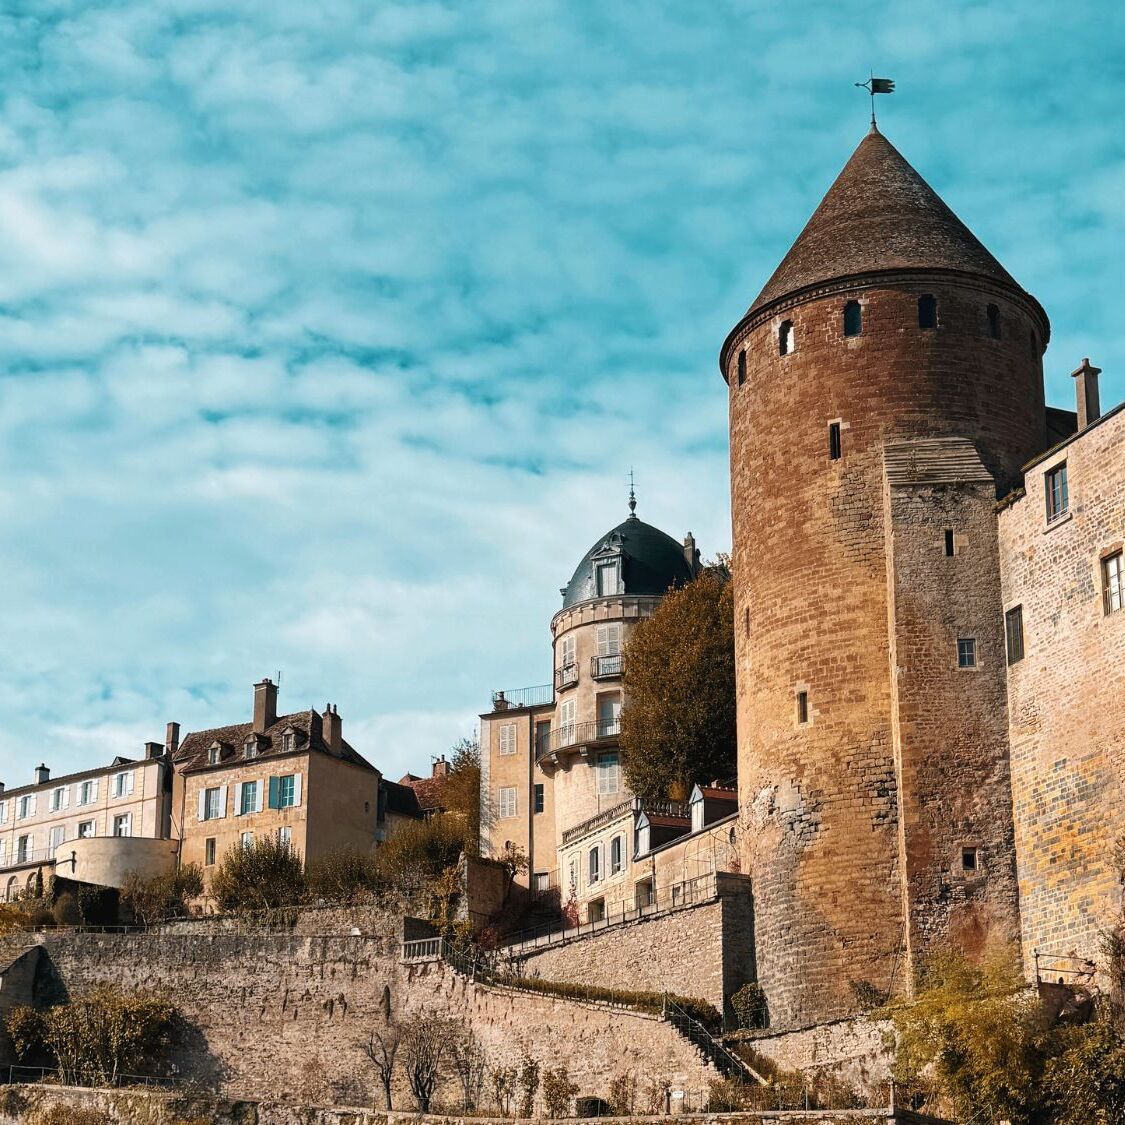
[
  {"x1": 322, "y1": 704, "x2": 342, "y2": 752},
  {"x1": 145, "y1": 741, "x2": 164, "y2": 759},
  {"x1": 683, "y1": 532, "x2": 700, "y2": 575},
  {"x1": 1072, "y1": 357, "x2": 1102, "y2": 430},
  {"x1": 0, "y1": 782, "x2": 6, "y2": 796},
  {"x1": 432, "y1": 755, "x2": 449, "y2": 779},
  {"x1": 254, "y1": 678, "x2": 278, "y2": 733},
  {"x1": 165, "y1": 721, "x2": 180, "y2": 756},
  {"x1": 35, "y1": 764, "x2": 49, "y2": 785}
]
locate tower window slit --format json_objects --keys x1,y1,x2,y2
[
  {"x1": 737, "y1": 349, "x2": 746, "y2": 386},
  {"x1": 779, "y1": 320, "x2": 795, "y2": 356},
  {"x1": 796, "y1": 691, "x2": 809, "y2": 724},
  {"x1": 987, "y1": 303, "x2": 1001, "y2": 339},
  {"x1": 944, "y1": 529, "x2": 955, "y2": 557},
  {"x1": 843, "y1": 301, "x2": 862, "y2": 337},
  {"x1": 918, "y1": 294, "x2": 937, "y2": 329},
  {"x1": 829, "y1": 422, "x2": 842, "y2": 460}
]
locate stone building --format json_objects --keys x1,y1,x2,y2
[
  {"x1": 719, "y1": 124, "x2": 1121, "y2": 1030},
  {"x1": 0, "y1": 745, "x2": 173, "y2": 900},
  {"x1": 171, "y1": 678, "x2": 382, "y2": 881}
]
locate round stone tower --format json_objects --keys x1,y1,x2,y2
[{"x1": 721, "y1": 128, "x2": 1050, "y2": 1028}]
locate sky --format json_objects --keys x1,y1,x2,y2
[{"x1": 2, "y1": 0, "x2": 1124, "y2": 785}]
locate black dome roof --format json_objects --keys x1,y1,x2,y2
[{"x1": 560, "y1": 515, "x2": 694, "y2": 609}]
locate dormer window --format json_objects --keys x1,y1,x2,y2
[
  {"x1": 208, "y1": 744, "x2": 222, "y2": 766},
  {"x1": 595, "y1": 560, "x2": 620, "y2": 597},
  {"x1": 282, "y1": 730, "x2": 296, "y2": 754},
  {"x1": 243, "y1": 739, "x2": 258, "y2": 760}
]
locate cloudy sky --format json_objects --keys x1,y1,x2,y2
[{"x1": 1, "y1": 1, "x2": 1123, "y2": 784}]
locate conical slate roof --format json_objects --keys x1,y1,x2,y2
[{"x1": 747, "y1": 129, "x2": 1020, "y2": 317}]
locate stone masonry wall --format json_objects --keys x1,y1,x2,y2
[
  {"x1": 998, "y1": 404, "x2": 1125, "y2": 975},
  {"x1": 22, "y1": 926, "x2": 720, "y2": 1110}
]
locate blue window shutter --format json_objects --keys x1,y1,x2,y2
[{"x1": 268, "y1": 776, "x2": 280, "y2": 810}]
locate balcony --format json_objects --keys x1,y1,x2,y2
[
  {"x1": 590, "y1": 654, "x2": 624, "y2": 680},
  {"x1": 554, "y1": 664, "x2": 579, "y2": 692},
  {"x1": 561, "y1": 797, "x2": 692, "y2": 846},
  {"x1": 536, "y1": 717, "x2": 620, "y2": 762},
  {"x1": 0, "y1": 847, "x2": 56, "y2": 871},
  {"x1": 490, "y1": 684, "x2": 553, "y2": 711}
]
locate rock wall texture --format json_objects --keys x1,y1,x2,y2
[
  {"x1": 999, "y1": 404, "x2": 1125, "y2": 975},
  {"x1": 18, "y1": 925, "x2": 720, "y2": 1110},
  {"x1": 512, "y1": 894, "x2": 754, "y2": 1018}
]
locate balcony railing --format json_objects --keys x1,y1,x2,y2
[
  {"x1": 554, "y1": 664, "x2": 578, "y2": 691},
  {"x1": 590, "y1": 654, "x2": 624, "y2": 680},
  {"x1": 0, "y1": 847, "x2": 56, "y2": 871},
  {"x1": 536, "y1": 718, "x2": 620, "y2": 760},
  {"x1": 560, "y1": 796, "x2": 692, "y2": 846},
  {"x1": 490, "y1": 684, "x2": 553, "y2": 711}
]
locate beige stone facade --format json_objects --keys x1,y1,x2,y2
[
  {"x1": 999, "y1": 401, "x2": 1125, "y2": 976},
  {"x1": 0, "y1": 751, "x2": 172, "y2": 901}
]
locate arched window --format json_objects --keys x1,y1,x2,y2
[
  {"x1": 779, "y1": 320, "x2": 795, "y2": 356},
  {"x1": 737, "y1": 349, "x2": 746, "y2": 386},
  {"x1": 843, "y1": 301, "x2": 862, "y2": 337},
  {"x1": 987, "y1": 304, "x2": 1001, "y2": 339},
  {"x1": 918, "y1": 294, "x2": 937, "y2": 330}
]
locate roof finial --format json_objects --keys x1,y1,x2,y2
[
  {"x1": 628, "y1": 468, "x2": 637, "y2": 518},
  {"x1": 855, "y1": 72, "x2": 895, "y2": 131}
]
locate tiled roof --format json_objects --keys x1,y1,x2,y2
[
  {"x1": 694, "y1": 786, "x2": 737, "y2": 801},
  {"x1": 174, "y1": 711, "x2": 375, "y2": 774},
  {"x1": 1, "y1": 756, "x2": 153, "y2": 801},
  {"x1": 748, "y1": 130, "x2": 1030, "y2": 319},
  {"x1": 404, "y1": 773, "x2": 447, "y2": 813},
  {"x1": 381, "y1": 779, "x2": 422, "y2": 817}
]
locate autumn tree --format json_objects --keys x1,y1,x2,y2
[
  {"x1": 443, "y1": 737, "x2": 481, "y2": 856},
  {"x1": 210, "y1": 837, "x2": 304, "y2": 914},
  {"x1": 620, "y1": 566, "x2": 736, "y2": 800}
]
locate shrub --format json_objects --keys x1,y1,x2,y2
[
  {"x1": 209, "y1": 837, "x2": 304, "y2": 914},
  {"x1": 731, "y1": 981, "x2": 767, "y2": 1029},
  {"x1": 542, "y1": 1066, "x2": 578, "y2": 1118},
  {"x1": 518, "y1": 1052, "x2": 541, "y2": 1118},
  {"x1": 120, "y1": 865, "x2": 203, "y2": 926},
  {"x1": 304, "y1": 848, "x2": 384, "y2": 903},
  {"x1": 608, "y1": 1072, "x2": 637, "y2": 1115},
  {"x1": 374, "y1": 814, "x2": 468, "y2": 890},
  {"x1": 52, "y1": 893, "x2": 82, "y2": 926}
]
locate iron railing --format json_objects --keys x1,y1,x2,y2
[
  {"x1": 490, "y1": 684, "x2": 553, "y2": 711},
  {"x1": 536, "y1": 718, "x2": 620, "y2": 759},
  {"x1": 590, "y1": 654, "x2": 624, "y2": 680},
  {"x1": 1034, "y1": 949, "x2": 1097, "y2": 985},
  {"x1": 663, "y1": 997, "x2": 764, "y2": 1084},
  {"x1": 560, "y1": 796, "x2": 690, "y2": 846},
  {"x1": 3, "y1": 1064, "x2": 178, "y2": 1088},
  {"x1": 0, "y1": 847, "x2": 55, "y2": 871},
  {"x1": 554, "y1": 664, "x2": 579, "y2": 691}
]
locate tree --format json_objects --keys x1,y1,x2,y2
[
  {"x1": 120, "y1": 864, "x2": 203, "y2": 925},
  {"x1": 305, "y1": 848, "x2": 384, "y2": 904},
  {"x1": 448, "y1": 1022, "x2": 487, "y2": 1111},
  {"x1": 443, "y1": 737, "x2": 481, "y2": 856},
  {"x1": 399, "y1": 1011, "x2": 453, "y2": 1113},
  {"x1": 361, "y1": 1024, "x2": 401, "y2": 1110},
  {"x1": 209, "y1": 837, "x2": 305, "y2": 914},
  {"x1": 542, "y1": 1065, "x2": 578, "y2": 1118},
  {"x1": 620, "y1": 567, "x2": 736, "y2": 800}
]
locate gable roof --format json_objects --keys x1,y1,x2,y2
[
  {"x1": 173, "y1": 710, "x2": 374, "y2": 774},
  {"x1": 381, "y1": 779, "x2": 423, "y2": 817},
  {"x1": 404, "y1": 773, "x2": 447, "y2": 814}
]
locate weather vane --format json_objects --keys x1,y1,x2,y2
[
  {"x1": 628, "y1": 468, "x2": 637, "y2": 516},
  {"x1": 855, "y1": 73, "x2": 895, "y2": 129}
]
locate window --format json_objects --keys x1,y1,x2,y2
[
  {"x1": 277, "y1": 826, "x2": 292, "y2": 849},
  {"x1": 113, "y1": 771, "x2": 132, "y2": 799},
  {"x1": 737, "y1": 349, "x2": 746, "y2": 386},
  {"x1": 1046, "y1": 463, "x2": 1068, "y2": 523},
  {"x1": 1103, "y1": 552, "x2": 1123, "y2": 615},
  {"x1": 744, "y1": 606, "x2": 750, "y2": 636},
  {"x1": 241, "y1": 831, "x2": 254, "y2": 850},
  {"x1": 597, "y1": 751, "x2": 621, "y2": 796},
  {"x1": 595, "y1": 560, "x2": 619, "y2": 597},
  {"x1": 595, "y1": 623, "x2": 622, "y2": 657},
  {"x1": 49, "y1": 825, "x2": 65, "y2": 857},
  {"x1": 240, "y1": 781, "x2": 258, "y2": 816},
  {"x1": 244, "y1": 740, "x2": 258, "y2": 760},
  {"x1": 203, "y1": 787, "x2": 223, "y2": 820},
  {"x1": 568, "y1": 859, "x2": 578, "y2": 891},
  {"x1": 597, "y1": 694, "x2": 621, "y2": 740},
  {"x1": 587, "y1": 898, "x2": 605, "y2": 923},
  {"x1": 635, "y1": 878, "x2": 655, "y2": 908},
  {"x1": 986, "y1": 303, "x2": 1000, "y2": 339},
  {"x1": 535, "y1": 720, "x2": 551, "y2": 756},
  {"x1": 208, "y1": 745, "x2": 221, "y2": 765},
  {"x1": 796, "y1": 691, "x2": 809, "y2": 724},
  {"x1": 1005, "y1": 607, "x2": 1025, "y2": 664},
  {"x1": 16, "y1": 836, "x2": 30, "y2": 864},
  {"x1": 77, "y1": 821, "x2": 94, "y2": 839},
  {"x1": 204, "y1": 838, "x2": 216, "y2": 866},
  {"x1": 588, "y1": 846, "x2": 601, "y2": 884},
  {"x1": 533, "y1": 872, "x2": 551, "y2": 893},
  {"x1": 499, "y1": 723, "x2": 516, "y2": 756},
  {"x1": 498, "y1": 787, "x2": 517, "y2": 819},
  {"x1": 18, "y1": 795, "x2": 32, "y2": 820},
  {"x1": 945, "y1": 529, "x2": 955, "y2": 557},
  {"x1": 778, "y1": 319, "x2": 795, "y2": 355},
  {"x1": 533, "y1": 784, "x2": 545, "y2": 814},
  {"x1": 282, "y1": 731, "x2": 295, "y2": 753},
  {"x1": 559, "y1": 634, "x2": 576, "y2": 668},
  {"x1": 558, "y1": 698, "x2": 577, "y2": 745},
  {"x1": 828, "y1": 422, "x2": 842, "y2": 461},
  {"x1": 78, "y1": 779, "x2": 95, "y2": 805},
  {"x1": 50, "y1": 787, "x2": 66, "y2": 813},
  {"x1": 918, "y1": 294, "x2": 937, "y2": 329},
  {"x1": 843, "y1": 300, "x2": 862, "y2": 337},
  {"x1": 961, "y1": 846, "x2": 978, "y2": 873},
  {"x1": 268, "y1": 774, "x2": 299, "y2": 810},
  {"x1": 957, "y1": 637, "x2": 977, "y2": 669},
  {"x1": 112, "y1": 814, "x2": 131, "y2": 837},
  {"x1": 610, "y1": 835, "x2": 624, "y2": 876}
]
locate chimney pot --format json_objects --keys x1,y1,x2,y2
[
  {"x1": 35, "y1": 764, "x2": 50, "y2": 785},
  {"x1": 165, "y1": 721, "x2": 180, "y2": 755},
  {"x1": 0, "y1": 782, "x2": 6, "y2": 795},
  {"x1": 432, "y1": 756, "x2": 449, "y2": 779},
  {"x1": 144, "y1": 741, "x2": 164, "y2": 760},
  {"x1": 254, "y1": 678, "x2": 278, "y2": 733},
  {"x1": 1072, "y1": 357, "x2": 1102, "y2": 430},
  {"x1": 322, "y1": 704, "x2": 342, "y2": 752}
]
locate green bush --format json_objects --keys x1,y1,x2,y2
[
  {"x1": 731, "y1": 981, "x2": 767, "y2": 1029},
  {"x1": 210, "y1": 837, "x2": 304, "y2": 914},
  {"x1": 120, "y1": 865, "x2": 203, "y2": 925},
  {"x1": 542, "y1": 1066, "x2": 578, "y2": 1118},
  {"x1": 52, "y1": 893, "x2": 82, "y2": 926},
  {"x1": 304, "y1": 847, "x2": 384, "y2": 903},
  {"x1": 374, "y1": 814, "x2": 469, "y2": 888}
]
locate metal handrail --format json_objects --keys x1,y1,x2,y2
[
  {"x1": 536, "y1": 718, "x2": 620, "y2": 759},
  {"x1": 0, "y1": 847, "x2": 56, "y2": 870},
  {"x1": 662, "y1": 997, "x2": 765, "y2": 1085},
  {"x1": 4, "y1": 1064, "x2": 178, "y2": 1088},
  {"x1": 554, "y1": 664, "x2": 579, "y2": 691},
  {"x1": 590, "y1": 654, "x2": 624, "y2": 680},
  {"x1": 560, "y1": 796, "x2": 691, "y2": 846},
  {"x1": 490, "y1": 685, "x2": 553, "y2": 711}
]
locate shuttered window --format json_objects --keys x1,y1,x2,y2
[
  {"x1": 498, "y1": 787, "x2": 517, "y2": 819},
  {"x1": 499, "y1": 724, "x2": 516, "y2": 756}
]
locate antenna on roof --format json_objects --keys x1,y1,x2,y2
[
  {"x1": 276, "y1": 670, "x2": 282, "y2": 693},
  {"x1": 628, "y1": 468, "x2": 637, "y2": 518}
]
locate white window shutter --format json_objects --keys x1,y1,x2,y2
[
  {"x1": 233, "y1": 782, "x2": 243, "y2": 817},
  {"x1": 292, "y1": 774, "x2": 302, "y2": 807},
  {"x1": 218, "y1": 785, "x2": 228, "y2": 818},
  {"x1": 255, "y1": 782, "x2": 264, "y2": 813},
  {"x1": 29, "y1": 794, "x2": 37, "y2": 816},
  {"x1": 91, "y1": 778, "x2": 99, "y2": 801},
  {"x1": 63, "y1": 786, "x2": 70, "y2": 809},
  {"x1": 0, "y1": 800, "x2": 6, "y2": 824},
  {"x1": 126, "y1": 771, "x2": 135, "y2": 796},
  {"x1": 198, "y1": 790, "x2": 207, "y2": 822}
]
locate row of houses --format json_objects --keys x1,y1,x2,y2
[{"x1": 0, "y1": 678, "x2": 447, "y2": 902}]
